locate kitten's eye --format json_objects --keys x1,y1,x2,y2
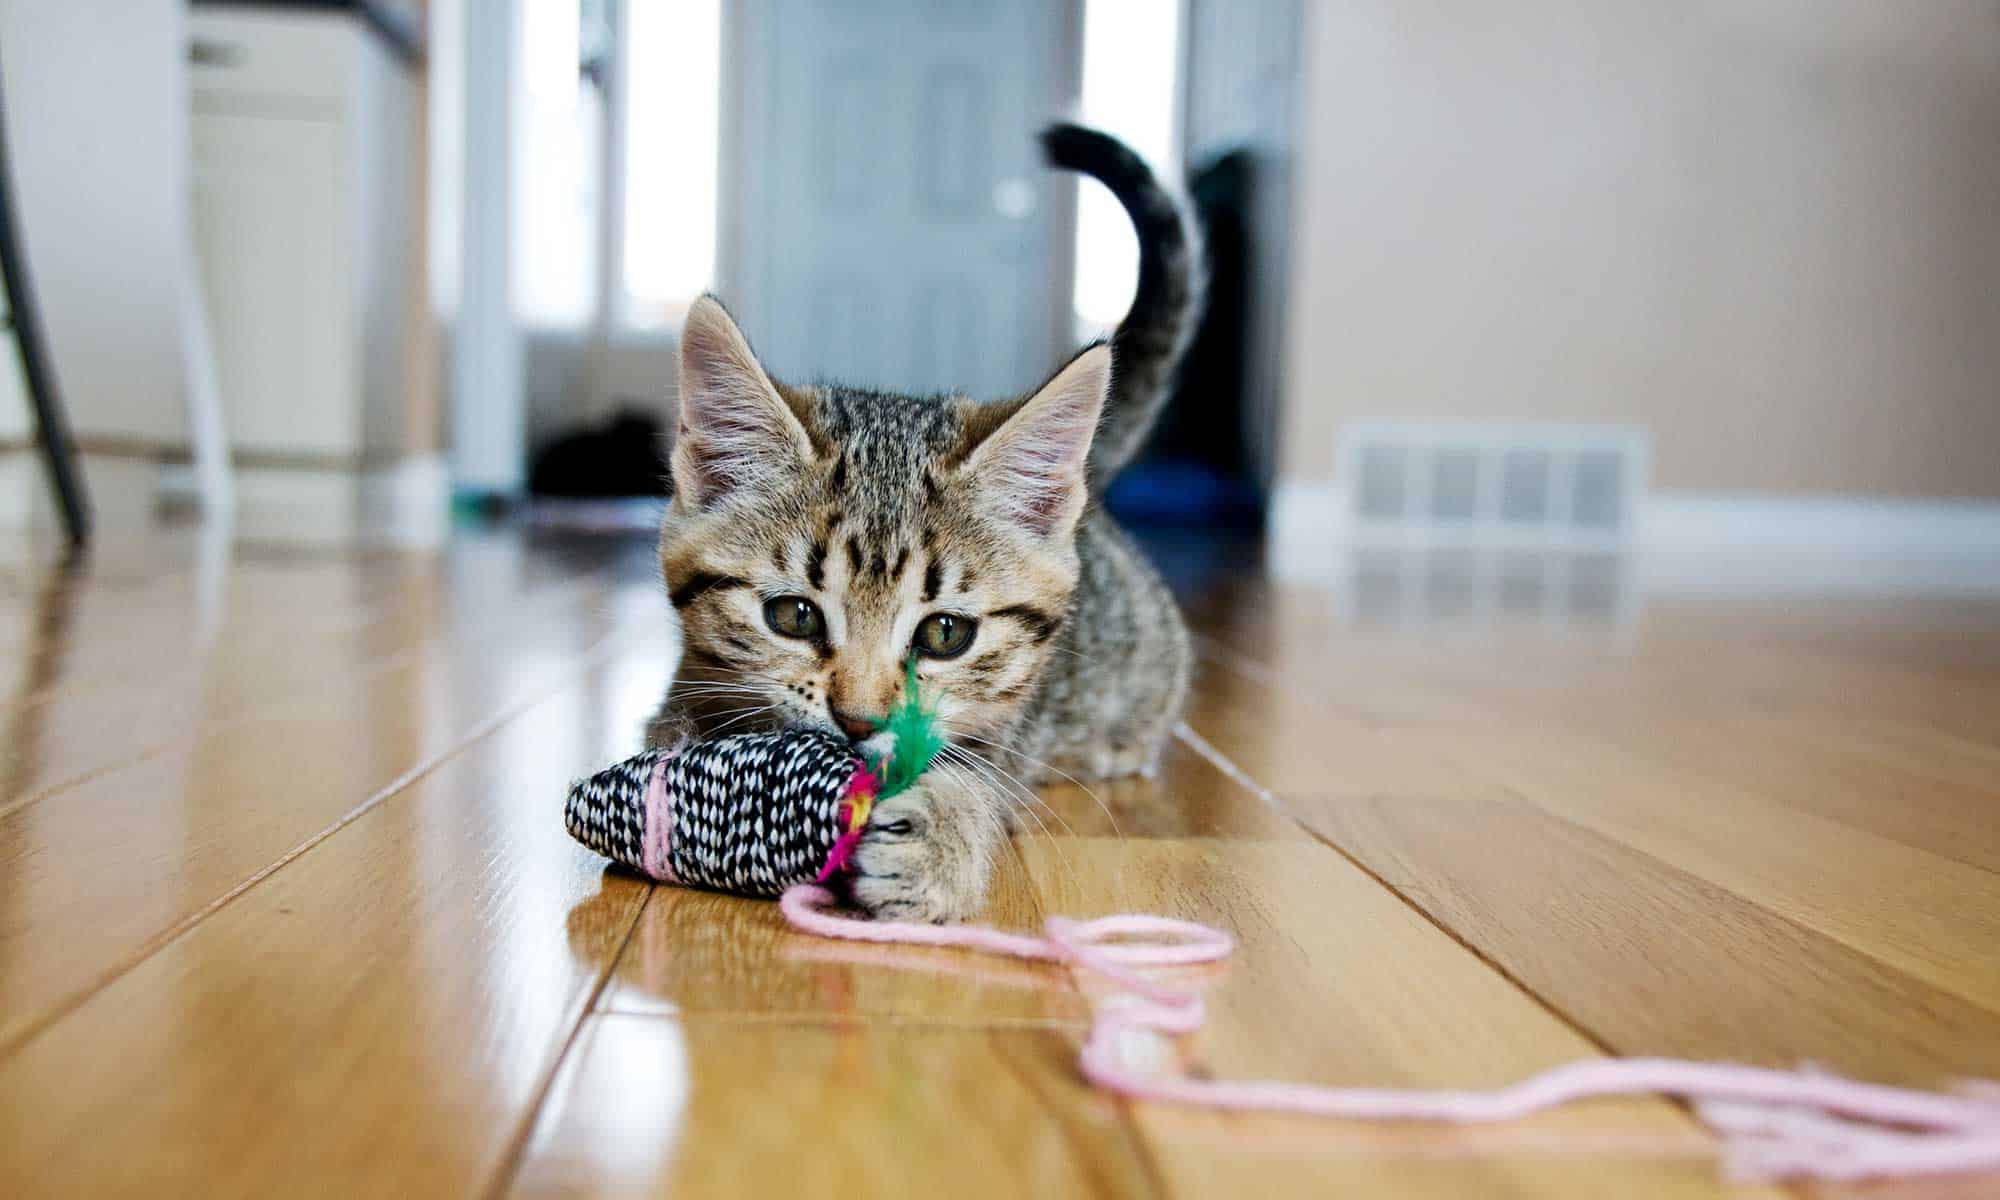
[
  {"x1": 913, "y1": 613, "x2": 977, "y2": 659},
  {"x1": 763, "y1": 596, "x2": 824, "y2": 640}
]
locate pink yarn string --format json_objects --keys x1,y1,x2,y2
[{"x1": 777, "y1": 885, "x2": 2000, "y2": 1183}]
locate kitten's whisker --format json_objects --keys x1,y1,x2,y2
[
  {"x1": 936, "y1": 752, "x2": 1042, "y2": 832},
  {"x1": 940, "y1": 743, "x2": 1080, "y2": 843},
  {"x1": 684, "y1": 704, "x2": 775, "y2": 727},
  {"x1": 935, "y1": 748, "x2": 1087, "y2": 899},
  {"x1": 690, "y1": 702, "x2": 770, "y2": 716},
  {"x1": 946, "y1": 728, "x2": 1125, "y2": 843},
  {"x1": 703, "y1": 704, "x2": 784, "y2": 736},
  {"x1": 939, "y1": 744, "x2": 1046, "y2": 819},
  {"x1": 669, "y1": 683, "x2": 763, "y2": 699},
  {"x1": 669, "y1": 693, "x2": 769, "y2": 714},
  {"x1": 673, "y1": 663, "x2": 768, "y2": 683},
  {"x1": 934, "y1": 759, "x2": 1079, "y2": 899},
  {"x1": 673, "y1": 672, "x2": 765, "y2": 688}
]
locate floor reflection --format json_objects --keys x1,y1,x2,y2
[
  {"x1": 1335, "y1": 545, "x2": 1639, "y2": 634},
  {"x1": 1, "y1": 560, "x2": 83, "y2": 796}
]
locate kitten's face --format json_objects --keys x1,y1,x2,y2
[{"x1": 660, "y1": 298, "x2": 1105, "y2": 745}]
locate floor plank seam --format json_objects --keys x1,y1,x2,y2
[
  {"x1": 1218, "y1": 625, "x2": 2000, "y2": 885},
  {"x1": 1172, "y1": 690, "x2": 1637, "y2": 1060},
  {"x1": 4, "y1": 576, "x2": 411, "y2": 713},
  {"x1": 1181, "y1": 728, "x2": 1755, "y2": 1172},
  {"x1": 1195, "y1": 623, "x2": 2000, "y2": 1087},
  {"x1": 1174, "y1": 709, "x2": 1761, "y2": 1183},
  {"x1": 1226, "y1": 634, "x2": 2000, "y2": 1021},
  {"x1": 1177, "y1": 645, "x2": 1766, "y2": 1163},
  {"x1": 1288, "y1": 793, "x2": 1633, "y2": 1065},
  {"x1": 1488, "y1": 777, "x2": 2000, "y2": 1027},
  {"x1": 988, "y1": 1016, "x2": 1174, "y2": 1200},
  {"x1": 0, "y1": 556, "x2": 426, "y2": 708},
  {"x1": 0, "y1": 744, "x2": 177, "y2": 824},
  {"x1": 0, "y1": 625, "x2": 646, "y2": 1062},
  {"x1": 482, "y1": 884, "x2": 658, "y2": 1200}
]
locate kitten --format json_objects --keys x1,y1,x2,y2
[{"x1": 650, "y1": 124, "x2": 1201, "y2": 920}]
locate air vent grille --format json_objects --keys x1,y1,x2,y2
[{"x1": 1338, "y1": 423, "x2": 1649, "y2": 546}]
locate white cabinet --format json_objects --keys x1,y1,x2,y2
[{"x1": 189, "y1": 7, "x2": 416, "y2": 465}]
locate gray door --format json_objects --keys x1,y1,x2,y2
[{"x1": 725, "y1": 0, "x2": 1076, "y2": 401}]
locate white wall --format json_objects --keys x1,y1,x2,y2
[
  {"x1": 1282, "y1": 0, "x2": 2000, "y2": 499},
  {"x1": 0, "y1": 0, "x2": 190, "y2": 446}
]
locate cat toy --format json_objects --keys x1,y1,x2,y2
[
  {"x1": 564, "y1": 678, "x2": 2000, "y2": 1184},
  {"x1": 564, "y1": 663, "x2": 943, "y2": 896}
]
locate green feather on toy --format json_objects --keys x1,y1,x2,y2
[
  {"x1": 813, "y1": 659, "x2": 945, "y2": 880},
  {"x1": 868, "y1": 658, "x2": 945, "y2": 798}
]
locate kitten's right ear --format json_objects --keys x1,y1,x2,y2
[
  {"x1": 671, "y1": 296, "x2": 813, "y2": 510},
  {"x1": 964, "y1": 342, "x2": 1110, "y2": 539}
]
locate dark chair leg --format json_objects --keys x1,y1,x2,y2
[{"x1": 0, "y1": 56, "x2": 90, "y2": 546}]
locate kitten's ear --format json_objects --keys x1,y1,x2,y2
[
  {"x1": 672, "y1": 296, "x2": 813, "y2": 510},
  {"x1": 966, "y1": 343, "x2": 1110, "y2": 538}
]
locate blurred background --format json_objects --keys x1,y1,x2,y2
[{"x1": 1, "y1": 0, "x2": 1996, "y2": 606}]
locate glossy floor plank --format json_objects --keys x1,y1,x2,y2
[
  {"x1": 0, "y1": 646, "x2": 666, "y2": 1197},
  {"x1": 1195, "y1": 641, "x2": 2000, "y2": 1023},
  {"x1": 1, "y1": 547, "x2": 430, "y2": 704},
  {"x1": 1179, "y1": 588, "x2": 2000, "y2": 1196},
  {"x1": 0, "y1": 575, "x2": 662, "y2": 1052},
  {"x1": 0, "y1": 560, "x2": 603, "y2": 811},
  {"x1": 1428, "y1": 725, "x2": 2000, "y2": 1013},
  {"x1": 3, "y1": 505, "x2": 1998, "y2": 1197},
  {"x1": 1303, "y1": 787, "x2": 2000, "y2": 1082},
  {"x1": 1204, "y1": 616, "x2": 2000, "y2": 873}
]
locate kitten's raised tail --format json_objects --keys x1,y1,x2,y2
[{"x1": 1039, "y1": 123, "x2": 1205, "y2": 492}]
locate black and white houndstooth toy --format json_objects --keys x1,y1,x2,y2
[{"x1": 564, "y1": 679, "x2": 944, "y2": 898}]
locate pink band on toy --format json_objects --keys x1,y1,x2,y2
[{"x1": 642, "y1": 757, "x2": 678, "y2": 884}]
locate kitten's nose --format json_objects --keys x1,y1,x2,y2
[{"x1": 829, "y1": 707, "x2": 879, "y2": 742}]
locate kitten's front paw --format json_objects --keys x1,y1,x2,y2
[{"x1": 848, "y1": 781, "x2": 990, "y2": 923}]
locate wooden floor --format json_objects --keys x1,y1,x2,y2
[{"x1": 3, "y1": 515, "x2": 1999, "y2": 1198}]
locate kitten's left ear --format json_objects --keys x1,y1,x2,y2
[
  {"x1": 965, "y1": 343, "x2": 1110, "y2": 538},
  {"x1": 672, "y1": 295, "x2": 814, "y2": 511}
]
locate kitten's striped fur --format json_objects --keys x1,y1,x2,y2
[{"x1": 651, "y1": 124, "x2": 1202, "y2": 920}]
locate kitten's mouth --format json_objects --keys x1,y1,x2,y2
[{"x1": 702, "y1": 704, "x2": 842, "y2": 743}]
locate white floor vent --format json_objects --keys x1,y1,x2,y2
[{"x1": 1337, "y1": 423, "x2": 1649, "y2": 547}]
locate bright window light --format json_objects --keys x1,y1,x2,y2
[
  {"x1": 622, "y1": 0, "x2": 722, "y2": 328},
  {"x1": 1073, "y1": 0, "x2": 1182, "y2": 331},
  {"x1": 522, "y1": 0, "x2": 579, "y2": 107},
  {"x1": 515, "y1": 0, "x2": 597, "y2": 327}
]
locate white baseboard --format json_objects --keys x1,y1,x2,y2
[
  {"x1": 1642, "y1": 493, "x2": 2000, "y2": 554},
  {"x1": 1268, "y1": 481, "x2": 2000, "y2": 593},
  {"x1": 157, "y1": 454, "x2": 448, "y2": 505},
  {"x1": 1268, "y1": 481, "x2": 1346, "y2": 572}
]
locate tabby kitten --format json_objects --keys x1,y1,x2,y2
[{"x1": 650, "y1": 125, "x2": 1201, "y2": 920}]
